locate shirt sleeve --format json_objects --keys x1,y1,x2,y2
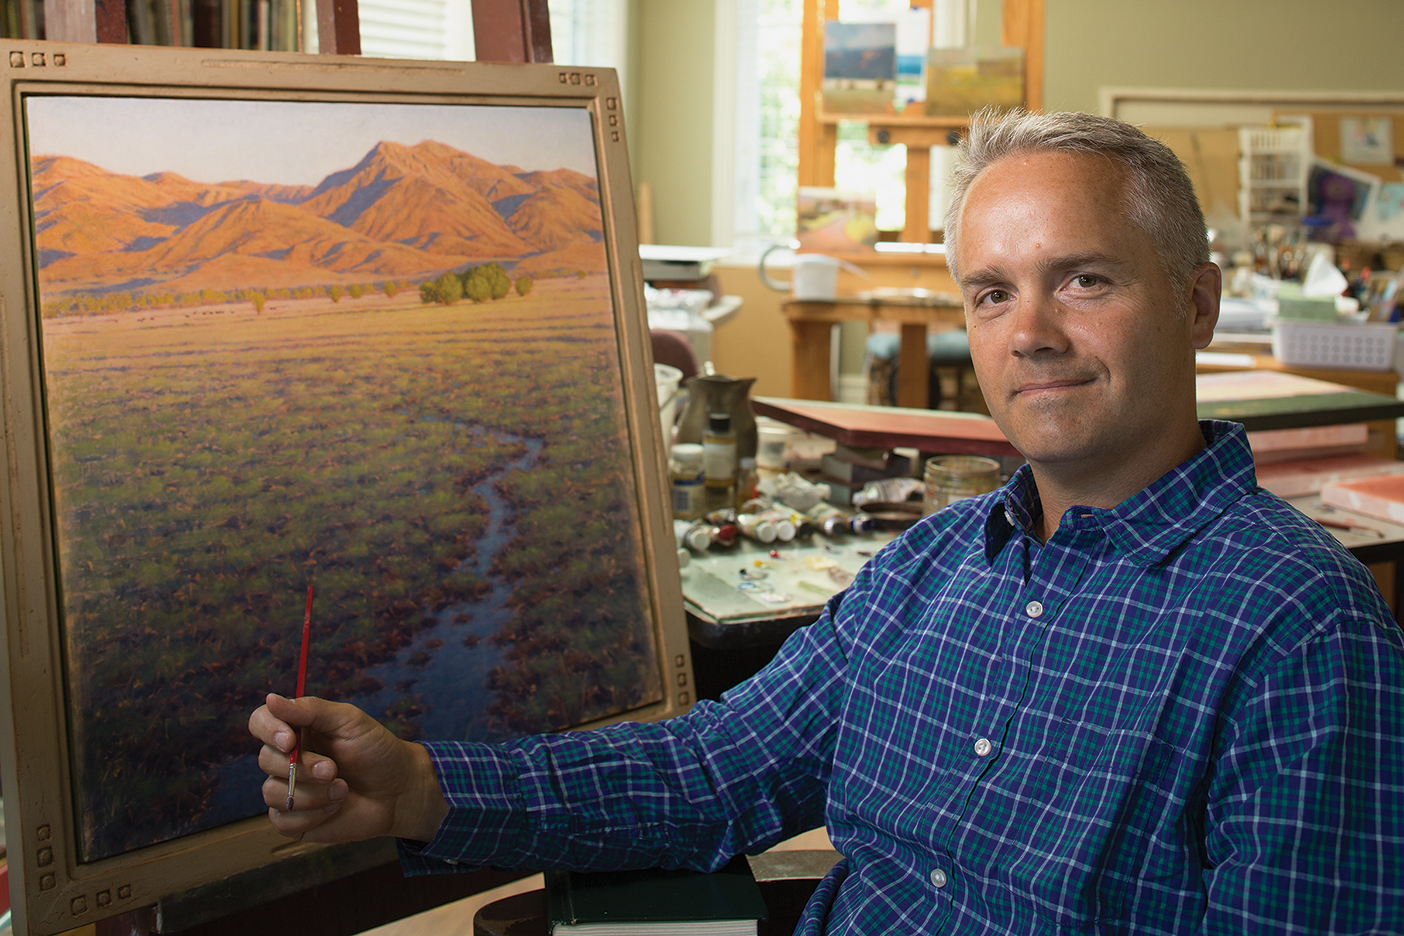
[
  {"x1": 397, "y1": 589, "x2": 855, "y2": 877},
  {"x1": 1201, "y1": 615, "x2": 1404, "y2": 934}
]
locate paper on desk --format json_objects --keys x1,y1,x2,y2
[{"x1": 1302, "y1": 250, "x2": 1349, "y2": 298}]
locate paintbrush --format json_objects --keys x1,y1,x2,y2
[{"x1": 285, "y1": 584, "x2": 314, "y2": 811}]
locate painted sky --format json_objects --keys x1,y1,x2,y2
[{"x1": 25, "y1": 97, "x2": 599, "y2": 186}]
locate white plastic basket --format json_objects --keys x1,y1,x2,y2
[{"x1": 1271, "y1": 319, "x2": 1400, "y2": 371}]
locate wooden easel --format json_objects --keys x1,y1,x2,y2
[
  {"x1": 798, "y1": 0, "x2": 1044, "y2": 246},
  {"x1": 44, "y1": 6, "x2": 555, "y2": 932}
]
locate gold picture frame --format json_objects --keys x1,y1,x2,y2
[{"x1": 0, "y1": 40, "x2": 690, "y2": 935}]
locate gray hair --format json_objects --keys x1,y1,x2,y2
[{"x1": 943, "y1": 109, "x2": 1209, "y2": 289}]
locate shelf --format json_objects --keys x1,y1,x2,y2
[
  {"x1": 796, "y1": 249, "x2": 950, "y2": 268},
  {"x1": 817, "y1": 109, "x2": 971, "y2": 129}
]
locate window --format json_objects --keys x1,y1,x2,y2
[
  {"x1": 339, "y1": 0, "x2": 625, "y2": 77},
  {"x1": 725, "y1": 0, "x2": 967, "y2": 253},
  {"x1": 355, "y1": 0, "x2": 473, "y2": 60},
  {"x1": 725, "y1": 0, "x2": 803, "y2": 254}
]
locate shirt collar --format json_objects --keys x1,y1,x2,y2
[{"x1": 984, "y1": 420, "x2": 1258, "y2": 567}]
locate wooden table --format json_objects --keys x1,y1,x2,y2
[
  {"x1": 785, "y1": 292, "x2": 965, "y2": 408},
  {"x1": 1197, "y1": 346, "x2": 1402, "y2": 458},
  {"x1": 1288, "y1": 494, "x2": 1404, "y2": 621}
]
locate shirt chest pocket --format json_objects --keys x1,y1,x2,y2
[{"x1": 973, "y1": 722, "x2": 1176, "y2": 927}]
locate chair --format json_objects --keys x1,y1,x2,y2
[
  {"x1": 651, "y1": 328, "x2": 700, "y2": 381},
  {"x1": 865, "y1": 329, "x2": 977, "y2": 411}
]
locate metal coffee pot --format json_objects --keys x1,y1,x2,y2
[{"x1": 675, "y1": 374, "x2": 757, "y2": 458}]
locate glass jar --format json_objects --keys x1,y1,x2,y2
[
  {"x1": 703, "y1": 412, "x2": 737, "y2": 510},
  {"x1": 923, "y1": 455, "x2": 1001, "y2": 513},
  {"x1": 670, "y1": 443, "x2": 706, "y2": 520}
]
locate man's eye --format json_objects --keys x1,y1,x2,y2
[
  {"x1": 1073, "y1": 274, "x2": 1101, "y2": 288},
  {"x1": 981, "y1": 289, "x2": 1009, "y2": 304}
]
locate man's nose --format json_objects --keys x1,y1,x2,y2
[{"x1": 1010, "y1": 291, "x2": 1070, "y2": 358}]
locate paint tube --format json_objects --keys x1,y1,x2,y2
[
  {"x1": 808, "y1": 502, "x2": 874, "y2": 535},
  {"x1": 674, "y1": 518, "x2": 712, "y2": 553},
  {"x1": 735, "y1": 512, "x2": 778, "y2": 544},
  {"x1": 763, "y1": 505, "x2": 819, "y2": 541},
  {"x1": 699, "y1": 509, "x2": 744, "y2": 547},
  {"x1": 807, "y1": 502, "x2": 849, "y2": 537},
  {"x1": 756, "y1": 508, "x2": 799, "y2": 542},
  {"x1": 710, "y1": 523, "x2": 739, "y2": 547},
  {"x1": 770, "y1": 503, "x2": 818, "y2": 539}
]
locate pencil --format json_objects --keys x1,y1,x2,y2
[{"x1": 285, "y1": 584, "x2": 314, "y2": 811}]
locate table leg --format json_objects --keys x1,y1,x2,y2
[
  {"x1": 896, "y1": 322, "x2": 928, "y2": 409},
  {"x1": 790, "y1": 319, "x2": 833, "y2": 400},
  {"x1": 902, "y1": 147, "x2": 931, "y2": 244}
]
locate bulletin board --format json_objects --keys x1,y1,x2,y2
[
  {"x1": 1278, "y1": 110, "x2": 1404, "y2": 183},
  {"x1": 1143, "y1": 126, "x2": 1243, "y2": 224}
]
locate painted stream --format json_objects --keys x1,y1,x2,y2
[{"x1": 205, "y1": 427, "x2": 544, "y2": 826}]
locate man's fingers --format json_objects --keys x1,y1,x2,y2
[
  {"x1": 257, "y1": 743, "x2": 338, "y2": 782},
  {"x1": 261, "y1": 774, "x2": 348, "y2": 812},
  {"x1": 264, "y1": 693, "x2": 379, "y2": 744},
  {"x1": 266, "y1": 803, "x2": 343, "y2": 839},
  {"x1": 248, "y1": 704, "x2": 297, "y2": 753}
]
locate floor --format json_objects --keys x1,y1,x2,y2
[{"x1": 358, "y1": 827, "x2": 836, "y2": 936}]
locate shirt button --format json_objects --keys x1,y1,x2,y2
[
  {"x1": 930, "y1": 868, "x2": 947, "y2": 888},
  {"x1": 974, "y1": 737, "x2": 992, "y2": 757},
  {"x1": 1026, "y1": 600, "x2": 1043, "y2": 618}
]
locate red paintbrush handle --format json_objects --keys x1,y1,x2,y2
[
  {"x1": 296, "y1": 584, "x2": 314, "y2": 698},
  {"x1": 288, "y1": 585, "x2": 314, "y2": 762}
]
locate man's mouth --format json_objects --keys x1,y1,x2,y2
[{"x1": 1014, "y1": 377, "x2": 1094, "y2": 396}]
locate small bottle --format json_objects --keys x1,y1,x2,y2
[
  {"x1": 669, "y1": 443, "x2": 706, "y2": 520},
  {"x1": 734, "y1": 456, "x2": 759, "y2": 511},
  {"x1": 703, "y1": 412, "x2": 737, "y2": 510}
]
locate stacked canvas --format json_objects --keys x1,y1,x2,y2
[{"x1": 1250, "y1": 423, "x2": 1404, "y2": 498}]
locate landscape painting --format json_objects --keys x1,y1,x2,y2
[{"x1": 27, "y1": 96, "x2": 662, "y2": 862}]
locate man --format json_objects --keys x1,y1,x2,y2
[{"x1": 250, "y1": 111, "x2": 1404, "y2": 933}]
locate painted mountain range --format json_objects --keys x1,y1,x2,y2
[{"x1": 30, "y1": 139, "x2": 606, "y2": 296}]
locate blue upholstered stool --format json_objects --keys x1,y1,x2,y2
[{"x1": 865, "y1": 329, "x2": 974, "y2": 410}]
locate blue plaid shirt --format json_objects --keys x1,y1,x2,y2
[{"x1": 402, "y1": 421, "x2": 1404, "y2": 934}]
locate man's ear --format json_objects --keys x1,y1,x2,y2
[{"x1": 1188, "y1": 262, "x2": 1221, "y2": 350}]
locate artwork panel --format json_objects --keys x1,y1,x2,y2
[{"x1": 29, "y1": 96, "x2": 660, "y2": 861}]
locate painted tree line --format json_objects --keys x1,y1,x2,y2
[
  {"x1": 419, "y1": 262, "x2": 535, "y2": 306},
  {"x1": 41, "y1": 281, "x2": 410, "y2": 318}
]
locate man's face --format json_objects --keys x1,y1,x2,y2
[{"x1": 956, "y1": 151, "x2": 1217, "y2": 479}]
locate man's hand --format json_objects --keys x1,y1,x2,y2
[{"x1": 248, "y1": 693, "x2": 449, "y2": 844}]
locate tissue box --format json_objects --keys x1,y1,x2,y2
[{"x1": 1276, "y1": 295, "x2": 1339, "y2": 321}]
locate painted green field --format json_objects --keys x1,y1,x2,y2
[{"x1": 43, "y1": 277, "x2": 661, "y2": 860}]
